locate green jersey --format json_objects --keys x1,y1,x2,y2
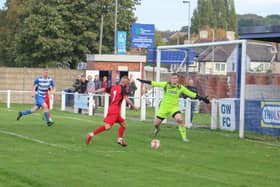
[{"x1": 151, "y1": 81, "x2": 197, "y2": 106}]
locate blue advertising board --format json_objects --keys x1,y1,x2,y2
[
  {"x1": 244, "y1": 100, "x2": 280, "y2": 136},
  {"x1": 147, "y1": 48, "x2": 195, "y2": 65},
  {"x1": 131, "y1": 23, "x2": 155, "y2": 49},
  {"x1": 74, "y1": 94, "x2": 88, "y2": 110},
  {"x1": 117, "y1": 31, "x2": 126, "y2": 55}
]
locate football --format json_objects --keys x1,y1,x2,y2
[{"x1": 150, "y1": 139, "x2": 160, "y2": 149}]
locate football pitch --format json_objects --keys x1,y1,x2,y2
[{"x1": 0, "y1": 107, "x2": 280, "y2": 187}]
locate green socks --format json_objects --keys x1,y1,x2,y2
[{"x1": 178, "y1": 126, "x2": 187, "y2": 139}]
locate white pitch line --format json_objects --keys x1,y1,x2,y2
[
  {"x1": 0, "y1": 129, "x2": 78, "y2": 151},
  {"x1": 0, "y1": 108, "x2": 95, "y2": 124}
]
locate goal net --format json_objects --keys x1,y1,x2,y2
[{"x1": 151, "y1": 40, "x2": 280, "y2": 138}]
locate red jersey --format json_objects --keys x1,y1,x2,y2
[{"x1": 106, "y1": 84, "x2": 127, "y2": 114}]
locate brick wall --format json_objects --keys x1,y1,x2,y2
[{"x1": 145, "y1": 71, "x2": 280, "y2": 112}]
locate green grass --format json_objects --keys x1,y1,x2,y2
[{"x1": 0, "y1": 106, "x2": 280, "y2": 187}]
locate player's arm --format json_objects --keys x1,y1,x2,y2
[
  {"x1": 137, "y1": 79, "x2": 167, "y2": 88},
  {"x1": 181, "y1": 86, "x2": 210, "y2": 104},
  {"x1": 124, "y1": 95, "x2": 138, "y2": 110},
  {"x1": 93, "y1": 88, "x2": 106, "y2": 94},
  {"x1": 32, "y1": 84, "x2": 36, "y2": 97},
  {"x1": 122, "y1": 87, "x2": 138, "y2": 110},
  {"x1": 50, "y1": 80, "x2": 56, "y2": 95},
  {"x1": 32, "y1": 79, "x2": 39, "y2": 97}
]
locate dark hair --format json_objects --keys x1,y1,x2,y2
[
  {"x1": 121, "y1": 75, "x2": 129, "y2": 80},
  {"x1": 171, "y1": 73, "x2": 179, "y2": 77}
]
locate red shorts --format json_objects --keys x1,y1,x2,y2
[{"x1": 104, "y1": 113, "x2": 124, "y2": 126}]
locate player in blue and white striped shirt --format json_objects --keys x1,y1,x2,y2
[{"x1": 17, "y1": 69, "x2": 55, "y2": 126}]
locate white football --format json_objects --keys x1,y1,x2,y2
[{"x1": 150, "y1": 139, "x2": 160, "y2": 149}]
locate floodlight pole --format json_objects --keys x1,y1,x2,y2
[
  {"x1": 211, "y1": 29, "x2": 215, "y2": 63},
  {"x1": 183, "y1": 0, "x2": 191, "y2": 76},
  {"x1": 182, "y1": 0, "x2": 191, "y2": 44},
  {"x1": 114, "y1": 0, "x2": 118, "y2": 54}
]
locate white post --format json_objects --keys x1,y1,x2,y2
[
  {"x1": 7, "y1": 90, "x2": 11, "y2": 109},
  {"x1": 61, "y1": 91, "x2": 65, "y2": 111},
  {"x1": 121, "y1": 99, "x2": 126, "y2": 119},
  {"x1": 50, "y1": 94, "x2": 54, "y2": 110},
  {"x1": 211, "y1": 99, "x2": 218, "y2": 129},
  {"x1": 88, "y1": 94, "x2": 94, "y2": 116},
  {"x1": 239, "y1": 40, "x2": 247, "y2": 138},
  {"x1": 155, "y1": 48, "x2": 161, "y2": 118},
  {"x1": 74, "y1": 92, "x2": 78, "y2": 113},
  {"x1": 185, "y1": 98, "x2": 192, "y2": 128},
  {"x1": 140, "y1": 95, "x2": 146, "y2": 121},
  {"x1": 104, "y1": 93, "x2": 109, "y2": 117}
]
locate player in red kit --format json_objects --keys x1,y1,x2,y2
[{"x1": 85, "y1": 76, "x2": 138, "y2": 147}]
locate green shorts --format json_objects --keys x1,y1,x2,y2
[{"x1": 157, "y1": 103, "x2": 180, "y2": 119}]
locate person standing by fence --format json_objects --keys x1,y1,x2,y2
[
  {"x1": 94, "y1": 75, "x2": 102, "y2": 107},
  {"x1": 128, "y1": 74, "x2": 137, "y2": 109}
]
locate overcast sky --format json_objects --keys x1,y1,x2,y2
[
  {"x1": 135, "y1": 0, "x2": 280, "y2": 30},
  {"x1": 1, "y1": 0, "x2": 279, "y2": 30}
]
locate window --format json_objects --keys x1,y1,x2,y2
[{"x1": 215, "y1": 63, "x2": 226, "y2": 72}]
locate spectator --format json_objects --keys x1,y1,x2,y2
[
  {"x1": 102, "y1": 76, "x2": 108, "y2": 89},
  {"x1": 87, "y1": 75, "x2": 95, "y2": 114},
  {"x1": 72, "y1": 74, "x2": 82, "y2": 92},
  {"x1": 184, "y1": 78, "x2": 198, "y2": 122},
  {"x1": 78, "y1": 74, "x2": 88, "y2": 114},
  {"x1": 128, "y1": 74, "x2": 137, "y2": 109},
  {"x1": 86, "y1": 75, "x2": 95, "y2": 94},
  {"x1": 94, "y1": 75, "x2": 102, "y2": 107},
  {"x1": 101, "y1": 76, "x2": 108, "y2": 107},
  {"x1": 79, "y1": 74, "x2": 88, "y2": 94}
]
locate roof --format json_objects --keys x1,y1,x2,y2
[
  {"x1": 239, "y1": 25, "x2": 280, "y2": 43},
  {"x1": 197, "y1": 43, "x2": 275, "y2": 63},
  {"x1": 198, "y1": 45, "x2": 236, "y2": 62},
  {"x1": 247, "y1": 43, "x2": 275, "y2": 62}
]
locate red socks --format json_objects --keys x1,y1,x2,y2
[
  {"x1": 118, "y1": 125, "x2": 126, "y2": 138},
  {"x1": 93, "y1": 125, "x2": 126, "y2": 138}
]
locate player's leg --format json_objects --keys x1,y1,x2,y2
[
  {"x1": 117, "y1": 116, "x2": 127, "y2": 146},
  {"x1": 153, "y1": 117, "x2": 163, "y2": 137},
  {"x1": 17, "y1": 95, "x2": 42, "y2": 120},
  {"x1": 153, "y1": 105, "x2": 168, "y2": 137},
  {"x1": 17, "y1": 105, "x2": 39, "y2": 120},
  {"x1": 173, "y1": 111, "x2": 188, "y2": 142},
  {"x1": 85, "y1": 114, "x2": 116, "y2": 145},
  {"x1": 42, "y1": 103, "x2": 54, "y2": 126}
]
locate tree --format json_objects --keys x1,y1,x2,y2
[
  {"x1": 0, "y1": 0, "x2": 140, "y2": 68},
  {"x1": 191, "y1": 0, "x2": 237, "y2": 34}
]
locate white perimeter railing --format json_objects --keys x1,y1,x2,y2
[{"x1": 0, "y1": 90, "x2": 208, "y2": 128}]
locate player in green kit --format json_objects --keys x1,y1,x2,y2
[{"x1": 137, "y1": 73, "x2": 209, "y2": 142}]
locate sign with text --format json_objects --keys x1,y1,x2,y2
[
  {"x1": 219, "y1": 99, "x2": 236, "y2": 131},
  {"x1": 261, "y1": 102, "x2": 280, "y2": 128},
  {"x1": 131, "y1": 23, "x2": 155, "y2": 49},
  {"x1": 117, "y1": 31, "x2": 127, "y2": 55},
  {"x1": 147, "y1": 48, "x2": 195, "y2": 65},
  {"x1": 74, "y1": 94, "x2": 88, "y2": 110}
]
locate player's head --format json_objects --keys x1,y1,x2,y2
[
  {"x1": 188, "y1": 78, "x2": 194, "y2": 86},
  {"x1": 170, "y1": 73, "x2": 179, "y2": 85},
  {"x1": 120, "y1": 76, "x2": 130, "y2": 86},
  {"x1": 42, "y1": 68, "x2": 49, "y2": 78}
]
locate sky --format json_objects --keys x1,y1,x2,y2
[
  {"x1": 134, "y1": 0, "x2": 280, "y2": 31},
  {"x1": 0, "y1": 0, "x2": 279, "y2": 31}
]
